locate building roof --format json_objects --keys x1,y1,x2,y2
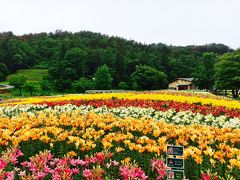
[
  {"x1": 176, "y1": 84, "x2": 191, "y2": 86},
  {"x1": 177, "y1": 78, "x2": 194, "y2": 82}
]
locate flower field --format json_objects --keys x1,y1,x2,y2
[{"x1": 0, "y1": 92, "x2": 240, "y2": 179}]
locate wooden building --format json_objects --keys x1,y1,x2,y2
[{"x1": 168, "y1": 78, "x2": 195, "y2": 90}]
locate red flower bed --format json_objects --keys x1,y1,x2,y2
[{"x1": 37, "y1": 99, "x2": 240, "y2": 118}]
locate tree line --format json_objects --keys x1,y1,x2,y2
[{"x1": 0, "y1": 30, "x2": 239, "y2": 98}]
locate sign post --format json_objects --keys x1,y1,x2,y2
[{"x1": 166, "y1": 145, "x2": 185, "y2": 180}]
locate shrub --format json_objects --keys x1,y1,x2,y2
[
  {"x1": 72, "y1": 77, "x2": 95, "y2": 93},
  {"x1": 9, "y1": 74, "x2": 27, "y2": 96},
  {"x1": 94, "y1": 65, "x2": 113, "y2": 90},
  {"x1": 118, "y1": 82, "x2": 128, "y2": 90}
]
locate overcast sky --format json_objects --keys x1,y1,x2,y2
[{"x1": 0, "y1": 0, "x2": 239, "y2": 49}]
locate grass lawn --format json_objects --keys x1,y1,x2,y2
[
  {"x1": 0, "y1": 69, "x2": 49, "y2": 99},
  {"x1": 7, "y1": 69, "x2": 48, "y2": 82},
  {"x1": 0, "y1": 69, "x2": 48, "y2": 84},
  {"x1": 0, "y1": 81, "x2": 9, "y2": 85},
  {"x1": 0, "y1": 88, "x2": 63, "y2": 100}
]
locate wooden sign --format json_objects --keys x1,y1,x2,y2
[
  {"x1": 166, "y1": 157, "x2": 184, "y2": 169},
  {"x1": 167, "y1": 170, "x2": 184, "y2": 180},
  {"x1": 167, "y1": 145, "x2": 184, "y2": 156}
]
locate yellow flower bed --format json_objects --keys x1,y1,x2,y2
[
  {"x1": 1, "y1": 111, "x2": 240, "y2": 169},
  {"x1": 2, "y1": 92, "x2": 240, "y2": 109}
]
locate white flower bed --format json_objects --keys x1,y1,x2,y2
[{"x1": 0, "y1": 104, "x2": 239, "y2": 128}]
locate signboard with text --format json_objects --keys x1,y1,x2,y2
[
  {"x1": 166, "y1": 145, "x2": 185, "y2": 179},
  {"x1": 167, "y1": 170, "x2": 184, "y2": 180},
  {"x1": 166, "y1": 157, "x2": 184, "y2": 169},
  {"x1": 167, "y1": 145, "x2": 184, "y2": 156}
]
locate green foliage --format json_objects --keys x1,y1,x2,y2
[
  {"x1": 0, "y1": 63, "x2": 9, "y2": 76},
  {"x1": 48, "y1": 64, "x2": 76, "y2": 93},
  {"x1": 9, "y1": 74, "x2": 27, "y2": 95},
  {"x1": 0, "y1": 31, "x2": 235, "y2": 92},
  {"x1": 23, "y1": 81, "x2": 41, "y2": 96},
  {"x1": 9, "y1": 74, "x2": 27, "y2": 89},
  {"x1": 63, "y1": 48, "x2": 87, "y2": 77},
  {"x1": 6, "y1": 69, "x2": 48, "y2": 82},
  {"x1": 215, "y1": 52, "x2": 240, "y2": 98},
  {"x1": 118, "y1": 81, "x2": 128, "y2": 90},
  {"x1": 33, "y1": 63, "x2": 50, "y2": 69},
  {"x1": 0, "y1": 63, "x2": 9, "y2": 81},
  {"x1": 48, "y1": 48, "x2": 88, "y2": 93},
  {"x1": 72, "y1": 77, "x2": 95, "y2": 93},
  {"x1": 0, "y1": 73, "x2": 5, "y2": 82},
  {"x1": 0, "y1": 36, "x2": 37, "y2": 72},
  {"x1": 132, "y1": 81, "x2": 140, "y2": 90},
  {"x1": 54, "y1": 79, "x2": 72, "y2": 94},
  {"x1": 131, "y1": 65, "x2": 168, "y2": 90},
  {"x1": 113, "y1": 42, "x2": 127, "y2": 85},
  {"x1": 39, "y1": 78, "x2": 53, "y2": 95},
  {"x1": 94, "y1": 65, "x2": 113, "y2": 90},
  {"x1": 192, "y1": 53, "x2": 217, "y2": 90}
]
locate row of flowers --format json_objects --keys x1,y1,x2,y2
[
  {"x1": 1, "y1": 92, "x2": 239, "y2": 179},
  {"x1": 0, "y1": 147, "x2": 224, "y2": 180},
  {"x1": 0, "y1": 147, "x2": 147, "y2": 180},
  {"x1": 37, "y1": 99, "x2": 240, "y2": 118},
  {"x1": 2, "y1": 98, "x2": 240, "y2": 119},
  {"x1": 137, "y1": 90, "x2": 223, "y2": 99},
  {"x1": 1, "y1": 112, "x2": 240, "y2": 178},
  {"x1": 2, "y1": 92, "x2": 240, "y2": 109},
  {"x1": 1, "y1": 104, "x2": 240, "y2": 128}
]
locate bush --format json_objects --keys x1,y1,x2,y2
[
  {"x1": 0, "y1": 63, "x2": 9, "y2": 81},
  {"x1": 118, "y1": 82, "x2": 128, "y2": 90},
  {"x1": 94, "y1": 65, "x2": 113, "y2": 90},
  {"x1": 39, "y1": 79, "x2": 53, "y2": 95},
  {"x1": 9, "y1": 75, "x2": 27, "y2": 96},
  {"x1": 131, "y1": 65, "x2": 168, "y2": 90},
  {"x1": 23, "y1": 81, "x2": 41, "y2": 96},
  {"x1": 132, "y1": 81, "x2": 140, "y2": 91},
  {"x1": 72, "y1": 77, "x2": 95, "y2": 93},
  {"x1": 0, "y1": 73, "x2": 5, "y2": 82}
]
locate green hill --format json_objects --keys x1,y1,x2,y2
[{"x1": 1, "y1": 69, "x2": 48, "y2": 84}]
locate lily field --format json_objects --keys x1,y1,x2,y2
[{"x1": 0, "y1": 91, "x2": 240, "y2": 179}]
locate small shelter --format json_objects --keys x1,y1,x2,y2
[{"x1": 168, "y1": 78, "x2": 195, "y2": 90}]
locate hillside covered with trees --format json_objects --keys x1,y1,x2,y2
[{"x1": 0, "y1": 30, "x2": 239, "y2": 97}]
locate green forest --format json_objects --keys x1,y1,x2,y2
[{"x1": 0, "y1": 30, "x2": 239, "y2": 97}]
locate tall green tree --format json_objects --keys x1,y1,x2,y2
[
  {"x1": 215, "y1": 52, "x2": 240, "y2": 98},
  {"x1": 168, "y1": 58, "x2": 185, "y2": 82},
  {"x1": 72, "y1": 77, "x2": 95, "y2": 93},
  {"x1": 192, "y1": 53, "x2": 217, "y2": 90},
  {"x1": 131, "y1": 65, "x2": 168, "y2": 90},
  {"x1": 48, "y1": 64, "x2": 76, "y2": 93},
  {"x1": 63, "y1": 48, "x2": 87, "y2": 77},
  {"x1": 0, "y1": 63, "x2": 9, "y2": 81},
  {"x1": 0, "y1": 30, "x2": 234, "y2": 92},
  {"x1": 9, "y1": 74, "x2": 27, "y2": 96},
  {"x1": 48, "y1": 47, "x2": 88, "y2": 92},
  {"x1": 94, "y1": 65, "x2": 113, "y2": 90},
  {"x1": 118, "y1": 81, "x2": 128, "y2": 90},
  {"x1": 36, "y1": 37, "x2": 59, "y2": 64},
  {"x1": 39, "y1": 78, "x2": 53, "y2": 95},
  {"x1": 113, "y1": 41, "x2": 127, "y2": 85},
  {"x1": 23, "y1": 81, "x2": 41, "y2": 96}
]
